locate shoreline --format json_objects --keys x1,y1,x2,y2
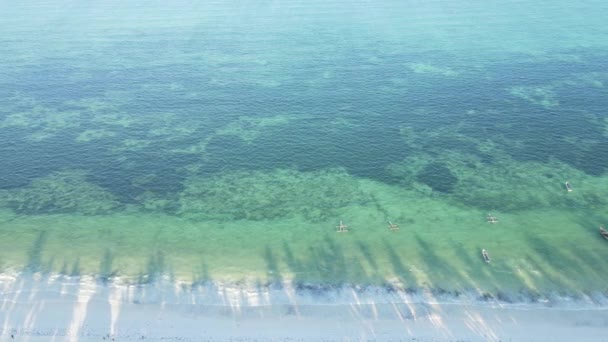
[
  {"x1": 3, "y1": 270, "x2": 608, "y2": 308},
  {"x1": 2, "y1": 271, "x2": 608, "y2": 341}
]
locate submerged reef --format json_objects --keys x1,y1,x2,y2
[
  {"x1": 407, "y1": 63, "x2": 459, "y2": 77},
  {"x1": 390, "y1": 120, "x2": 608, "y2": 212},
  {"x1": 0, "y1": 170, "x2": 119, "y2": 215},
  {"x1": 177, "y1": 168, "x2": 373, "y2": 222},
  {"x1": 392, "y1": 113, "x2": 608, "y2": 212},
  {"x1": 509, "y1": 85, "x2": 559, "y2": 108}
]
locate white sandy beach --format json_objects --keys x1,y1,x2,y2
[{"x1": 2, "y1": 272, "x2": 608, "y2": 342}]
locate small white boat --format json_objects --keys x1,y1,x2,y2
[
  {"x1": 388, "y1": 221, "x2": 399, "y2": 231},
  {"x1": 600, "y1": 226, "x2": 608, "y2": 241},
  {"x1": 565, "y1": 182, "x2": 573, "y2": 192},
  {"x1": 482, "y1": 249, "x2": 491, "y2": 263}
]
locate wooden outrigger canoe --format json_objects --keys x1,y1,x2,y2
[
  {"x1": 600, "y1": 226, "x2": 608, "y2": 240},
  {"x1": 388, "y1": 221, "x2": 399, "y2": 231},
  {"x1": 481, "y1": 249, "x2": 491, "y2": 263}
]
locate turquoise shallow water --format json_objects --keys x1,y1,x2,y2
[{"x1": 1, "y1": 0, "x2": 608, "y2": 297}]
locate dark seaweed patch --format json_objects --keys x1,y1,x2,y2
[{"x1": 416, "y1": 163, "x2": 458, "y2": 193}]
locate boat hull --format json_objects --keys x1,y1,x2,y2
[{"x1": 600, "y1": 227, "x2": 608, "y2": 240}]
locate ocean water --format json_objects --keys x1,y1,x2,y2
[{"x1": 1, "y1": 0, "x2": 608, "y2": 298}]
